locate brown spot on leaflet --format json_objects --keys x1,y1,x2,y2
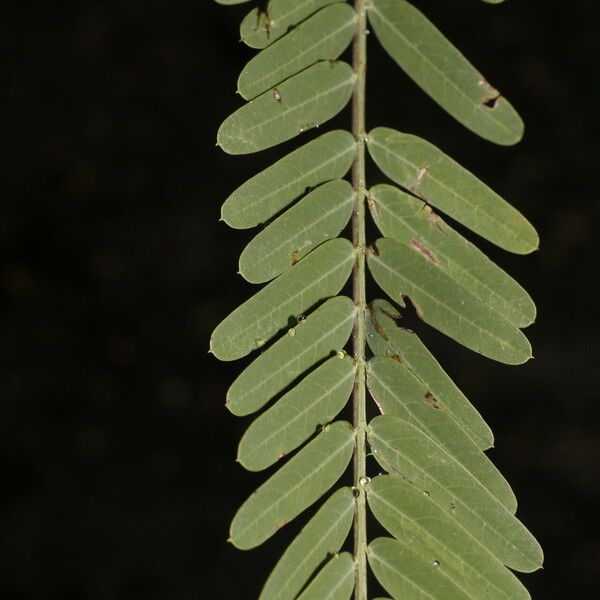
[
  {"x1": 410, "y1": 166, "x2": 428, "y2": 195},
  {"x1": 421, "y1": 205, "x2": 447, "y2": 235},
  {"x1": 410, "y1": 236, "x2": 441, "y2": 267},
  {"x1": 423, "y1": 391, "x2": 441, "y2": 410},
  {"x1": 371, "y1": 314, "x2": 389, "y2": 340}
]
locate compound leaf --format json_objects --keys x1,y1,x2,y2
[
  {"x1": 213, "y1": 1, "x2": 542, "y2": 596},
  {"x1": 230, "y1": 421, "x2": 355, "y2": 549}
]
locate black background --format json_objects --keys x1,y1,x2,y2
[{"x1": 1, "y1": 1, "x2": 598, "y2": 598}]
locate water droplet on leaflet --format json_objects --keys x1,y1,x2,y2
[
  {"x1": 432, "y1": 560, "x2": 440, "y2": 568},
  {"x1": 288, "y1": 328, "x2": 296, "y2": 337},
  {"x1": 359, "y1": 476, "x2": 370, "y2": 487},
  {"x1": 337, "y1": 350, "x2": 347, "y2": 359},
  {"x1": 297, "y1": 315, "x2": 306, "y2": 323},
  {"x1": 255, "y1": 338, "x2": 265, "y2": 348},
  {"x1": 422, "y1": 490, "x2": 430, "y2": 497},
  {"x1": 273, "y1": 88, "x2": 282, "y2": 103}
]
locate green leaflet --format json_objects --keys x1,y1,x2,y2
[
  {"x1": 368, "y1": 537, "x2": 479, "y2": 600},
  {"x1": 240, "y1": 0, "x2": 339, "y2": 49},
  {"x1": 259, "y1": 487, "x2": 355, "y2": 600},
  {"x1": 239, "y1": 180, "x2": 355, "y2": 284},
  {"x1": 367, "y1": 356, "x2": 517, "y2": 513},
  {"x1": 238, "y1": 3, "x2": 356, "y2": 100},
  {"x1": 211, "y1": 238, "x2": 354, "y2": 362},
  {"x1": 367, "y1": 0, "x2": 523, "y2": 145},
  {"x1": 218, "y1": 61, "x2": 355, "y2": 155},
  {"x1": 369, "y1": 184, "x2": 536, "y2": 327},
  {"x1": 368, "y1": 416, "x2": 544, "y2": 572},
  {"x1": 230, "y1": 421, "x2": 355, "y2": 549},
  {"x1": 238, "y1": 355, "x2": 355, "y2": 471},
  {"x1": 297, "y1": 553, "x2": 355, "y2": 600},
  {"x1": 367, "y1": 476, "x2": 530, "y2": 600},
  {"x1": 222, "y1": 130, "x2": 356, "y2": 229},
  {"x1": 368, "y1": 237, "x2": 532, "y2": 365},
  {"x1": 227, "y1": 296, "x2": 355, "y2": 416},
  {"x1": 367, "y1": 128, "x2": 539, "y2": 254},
  {"x1": 366, "y1": 299, "x2": 493, "y2": 450}
]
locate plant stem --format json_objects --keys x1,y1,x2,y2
[{"x1": 351, "y1": 1, "x2": 368, "y2": 598}]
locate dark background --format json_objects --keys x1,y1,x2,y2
[{"x1": 1, "y1": 1, "x2": 598, "y2": 598}]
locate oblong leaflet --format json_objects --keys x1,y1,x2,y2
[
  {"x1": 218, "y1": 61, "x2": 355, "y2": 155},
  {"x1": 222, "y1": 130, "x2": 356, "y2": 229},
  {"x1": 230, "y1": 421, "x2": 355, "y2": 549},
  {"x1": 239, "y1": 179, "x2": 355, "y2": 284}
]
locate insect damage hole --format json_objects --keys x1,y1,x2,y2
[
  {"x1": 254, "y1": 2, "x2": 271, "y2": 37},
  {"x1": 482, "y1": 96, "x2": 500, "y2": 110},
  {"x1": 478, "y1": 78, "x2": 501, "y2": 110}
]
